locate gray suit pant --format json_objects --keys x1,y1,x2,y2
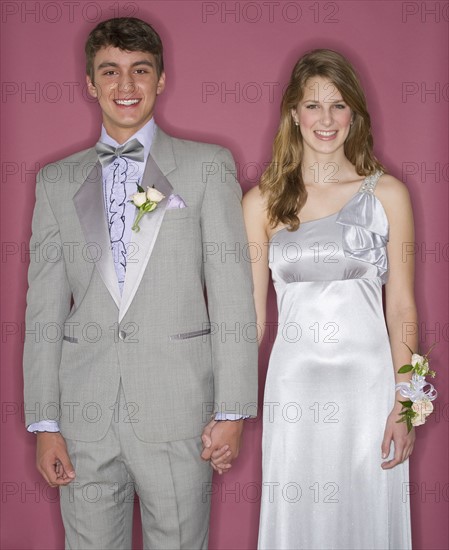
[{"x1": 60, "y1": 383, "x2": 212, "y2": 549}]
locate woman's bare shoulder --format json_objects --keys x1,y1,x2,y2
[
  {"x1": 376, "y1": 173, "x2": 411, "y2": 202},
  {"x1": 375, "y1": 173, "x2": 413, "y2": 215}
]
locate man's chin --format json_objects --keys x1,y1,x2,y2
[{"x1": 102, "y1": 116, "x2": 153, "y2": 140}]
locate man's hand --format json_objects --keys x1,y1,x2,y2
[
  {"x1": 201, "y1": 419, "x2": 244, "y2": 475},
  {"x1": 36, "y1": 432, "x2": 75, "y2": 487}
]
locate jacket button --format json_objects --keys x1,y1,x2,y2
[{"x1": 119, "y1": 330, "x2": 127, "y2": 341}]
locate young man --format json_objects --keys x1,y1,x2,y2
[{"x1": 23, "y1": 17, "x2": 257, "y2": 549}]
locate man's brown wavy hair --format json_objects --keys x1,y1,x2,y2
[{"x1": 85, "y1": 17, "x2": 164, "y2": 82}]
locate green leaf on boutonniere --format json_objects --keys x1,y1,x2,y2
[
  {"x1": 137, "y1": 184, "x2": 145, "y2": 193},
  {"x1": 398, "y1": 364, "x2": 414, "y2": 373},
  {"x1": 399, "y1": 400, "x2": 413, "y2": 407}
]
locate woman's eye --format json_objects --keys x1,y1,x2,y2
[{"x1": 334, "y1": 104, "x2": 346, "y2": 109}]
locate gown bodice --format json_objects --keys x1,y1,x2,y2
[{"x1": 269, "y1": 171, "x2": 389, "y2": 291}]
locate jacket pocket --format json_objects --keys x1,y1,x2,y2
[
  {"x1": 63, "y1": 335, "x2": 78, "y2": 344},
  {"x1": 169, "y1": 328, "x2": 211, "y2": 341}
]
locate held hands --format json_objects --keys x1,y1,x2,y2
[
  {"x1": 36, "y1": 432, "x2": 75, "y2": 487},
  {"x1": 201, "y1": 419, "x2": 244, "y2": 475},
  {"x1": 381, "y1": 407, "x2": 416, "y2": 470}
]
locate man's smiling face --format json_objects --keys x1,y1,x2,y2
[{"x1": 86, "y1": 46, "x2": 165, "y2": 143}]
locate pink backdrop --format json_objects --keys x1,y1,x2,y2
[{"x1": 1, "y1": 1, "x2": 448, "y2": 549}]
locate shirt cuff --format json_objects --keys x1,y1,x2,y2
[
  {"x1": 27, "y1": 420, "x2": 60, "y2": 433},
  {"x1": 214, "y1": 413, "x2": 249, "y2": 421}
]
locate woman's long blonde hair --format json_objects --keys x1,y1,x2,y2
[{"x1": 260, "y1": 49, "x2": 385, "y2": 231}]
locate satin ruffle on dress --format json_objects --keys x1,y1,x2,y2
[{"x1": 258, "y1": 172, "x2": 411, "y2": 550}]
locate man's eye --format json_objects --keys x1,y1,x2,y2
[
  {"x1": 103, "y1": 71, "x2": 117, "y2": 76},
  {"x1": 135, "y1": 69, "x2": 148, "y2": 74}
]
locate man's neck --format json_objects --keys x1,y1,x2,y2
[{"x1": 102, "y1": 119, "x2": 153, "y2": 145}]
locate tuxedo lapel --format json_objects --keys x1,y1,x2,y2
[
  {"x1": 73, "y1": 159, "x2": 121, "y2": 308},
  {"x1": 119, "y1": 129, "x2": 176, "y2": 322}
]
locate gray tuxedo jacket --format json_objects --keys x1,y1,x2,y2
[{"x1": 23, "y1": 127, "x2": 258, "y2": 442}]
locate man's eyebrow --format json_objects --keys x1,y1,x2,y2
[{"x1": 96, "y1": 60, "x2": 155, "y2": 70}]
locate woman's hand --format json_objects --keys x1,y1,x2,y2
[{"x1": 381, "y1": 407, "x2": 415, "y2": 469}]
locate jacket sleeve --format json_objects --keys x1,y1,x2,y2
[
  {"x1": 200, "y1": 147, "x2": 258, "y2": 417},
  {"x1": 23, "y1": 168, "x2": 71, "y2": 428}
]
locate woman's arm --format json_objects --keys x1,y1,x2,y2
[
  {"x1": 242, "y1": 186, "x2": 271, "y2": 344},
  {"x1": 377, "y1": 174, "x2": 418, "y2": 469}
]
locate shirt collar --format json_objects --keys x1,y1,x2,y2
[{"x1": 99, "y1": 118, "x2": 156, "y2": 162}]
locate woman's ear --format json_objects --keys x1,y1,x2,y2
[{"x1": 291, "y1": 109, "x2": 299, "y2": 126}]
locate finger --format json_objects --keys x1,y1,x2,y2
[
  {"x1": 395, "y1": 435, "x2": 409, "y2": 464},
  {"x1": 39, "y1": 457, "x2": 58, "y2": 485},
  {"x1": 381, "y1": 432, "x2": 392, "y2": 460},
  {"x1": 55, "y1": 460, "x2": 63, "y2": 479},
  {"x1": 403, "y1": 441, "x2": 414, "y2": 463},
  {"x1": 201, "y1": 433, "x2": 212, "y2": 448},
  {"x1": 211, "y1": 462, "x2": 230, "y2": 475},
  {"x1": 210, "y1": 461, "x2": 227, "y2": 475},
  {"x1": 201, "y1": 447, "x2": 212, "y2": 461},
  {"x1": 55, "y1": 460, "x2": 70, "y2": 481},
  {"x1": 211, "y1": 451, "x2": 232, "y2": 467},
  {"x1": 40, "y1": 461, "x2": 68, "y2": 487},
  {"x1": 381, "y1": 456, "x2": 402, "y2": 470},
  {"x1": 202, "y1": 419, "x2": 217, "y2": 440},
  {"x1": 214, "y1": 463, "x2": 232, "y2": 473},
  {"x1": 211, "y1": 445, "x2": 230, "y2": 459},
  {"x1": 400, "y1": 444, "x2": 408, "y2": 463},
  {"x1": 211, "y1": 461, "x2": 232, "y2": 472},
  {"x1": 381, "y1": 444, "x2": 403, "y2": 470},
  {"x1": 210, "y1": 450, "x2": 232, "y2": 464},
  {"x1": 59, "y1": 453, "x2": 75, "y2": 479},
  {"x1": 201, "y1": 423, "x2": 215, "y2": 448},
  {"x1": 211, "y1": 450, "x2": 232, "y2": 466}
]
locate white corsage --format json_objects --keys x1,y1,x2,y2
[{"x1": 395, "y1": 344, "x2": 437, "y2": 432}]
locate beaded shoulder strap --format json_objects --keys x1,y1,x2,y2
[{"x1": 359, "y1": 171, "x2": 383, "y2": 194}]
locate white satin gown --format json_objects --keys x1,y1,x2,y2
[{"x1": 258, "y1": 172, "x2": 411, "y2": 549}]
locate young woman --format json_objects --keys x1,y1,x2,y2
[{"x1": 243, "y1": 49, "x2": 416, "y2": 549}]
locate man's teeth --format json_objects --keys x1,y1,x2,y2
[
  {"x1": 315, "y1": 130, "x2": 336, "y2": 136},
  {"x1": 115, "y1": 99, "x2": 140, "y2": 105}
]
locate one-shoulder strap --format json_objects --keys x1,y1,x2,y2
[{"x1": 359, "y1": 171, "x2": 383, "y2": 194}]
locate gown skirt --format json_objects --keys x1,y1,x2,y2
[{"x1": 258, "y1": 173, "x2": 411, "y2": 549}]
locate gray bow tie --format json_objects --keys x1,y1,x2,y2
[{"x1": 95, "y1": 138, "x2": 144, "y2": 167}]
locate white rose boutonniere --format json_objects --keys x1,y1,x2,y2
[
  {"x1": 130, "y1": 191, "x2": 147, "y2": 208},
  {"x1": 146, "y1": 187, "x2": 165, "y2": 203},
  {"x1": 129, "y1": 185, "x2": 165, "y2": 232},
  {"x1": 396, "y1": 343, "x2": 437, "y2": 432}
]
